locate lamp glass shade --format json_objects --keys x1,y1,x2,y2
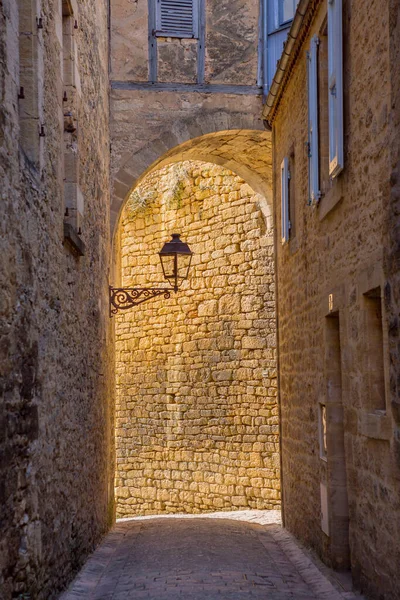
[{"x1": 159, "y1": 233, "x2": 193, "y2": 291}]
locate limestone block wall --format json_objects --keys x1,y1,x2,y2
[
  {"x1": 387, "y1": 0, "x2": 400, "y2": 462},
  {"x1": 115, "y1": 161, "x2": 279, "y2": 516},
  {"x1": 270, "y1": 0, "x2": 400, "y2": 597},
  {"x1": 0, "y1": 1, "x2": 113, "y2": 598},
  {"x1": 111, "y1": 0, "x2": 260, "y2": 85},
  {"x1": 109, "y1": 0, "x2": 267, "y2": 237}
]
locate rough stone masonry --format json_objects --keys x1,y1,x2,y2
[
  {"x1": 0, "y1": 1, "x2": 113, "y2": 598},
  {"x1": 115, "y1": 161, "x2": 280, "y2": 516}
]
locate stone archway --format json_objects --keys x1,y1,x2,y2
[
  {"x1": 111, "y1": 125, "x2": 272, "y2": 235},
  {"x1": 113, "y1": 158, "x2": 279, "y2": 518}
]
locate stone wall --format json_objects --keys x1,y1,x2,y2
[
  {"x1": 115, "y1": 161, "x2": 279, "y2": 516},
  {"x1": 0, "y1": 1, "x2": 113, "y2": 598},
  {"x1": 110, "y1": 95, "x2": 271, "y2": 233},
  {"x1": 270, "y1": 0, "x2": 400, "y2": 598},
  {"x1": 387, "y1": 0, "x2": 400, "y2": 468},
  {"x1": 110, "y1": 0, "x2": 269, "y2": 235},
  {"x1": 111, "y1": 0, "x2": 260, "y2": 85}
]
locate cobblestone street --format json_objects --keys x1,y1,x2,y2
[{"x1": 61, "y1": 512, "x2": 363, "y2": 600}]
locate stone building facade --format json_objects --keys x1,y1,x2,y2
[
  {"x1": 110, "y1": 0, "x2": 280, "y2": 520},
  {"x1": 0, "y1": 1, "x2": 113, "y2": 598},
  {"x1": 110, "y1": 0, "x2": 279, "y2": 519},
  {"x1": 387, "y1": 0, "x2": 400, "y2": 476},
  {"x1": 1, "y1": 0, "x2": 400, "y2": 597},
  {"x1": 110, "y1": 0, "x2": 276, "y2": 233},
  {"x1": 115, "y1": 161, "x2": 279, "y2": 516},
  {"x1": 263, "y1": 0, "x2": 400, "y2": 598}
]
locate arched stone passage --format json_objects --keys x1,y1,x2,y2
[
  {"x1": 114, "y1": 160, "x2": 279, "y2": 517},
  {"x1": 111, "y1": 127, "x2": 272, "y2": 236}
]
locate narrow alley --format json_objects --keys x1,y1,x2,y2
[
  {"x1": 61, "y1": 513, "x2": 362, "y2": 600},
  {"x1": 2, "y1": 0, "x2": 400, "y2": 599}
]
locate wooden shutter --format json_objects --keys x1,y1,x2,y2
[
  {"x1": 307, "y1": 35, "x2": 320, "y2": 204},
  {"x1": 279, "y1": 0, "x2": 297, "y2": 25},
  {"x1": 281, "y1": 157, "x2": 290, "y2": 243},
  {"x1": 156, "y1": 0, "x2": 199, "y2": 38},
  {"x1": 328, "y1": 0, "x2": 344, "y2": 177}
]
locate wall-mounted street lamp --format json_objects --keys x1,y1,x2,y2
[{"x1": 109, "y1": 233, "x2": 193, "y2": 316}]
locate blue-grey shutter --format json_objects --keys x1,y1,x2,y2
[
  {"x1": 328, "y1": 0, "x2": 344, "y2": 177},
  {"x1": 281, "y1": 157, "x2": 290, "y2": 243},
  {"x1": 267, "y1": 28, "x2": 289, "y2": 92},
  {"x1": 156, "y1": 0, "x2": 199, "y2": 38},
  {"x1": 308, "y1": 35, "x2": 320, "y2": 204}
]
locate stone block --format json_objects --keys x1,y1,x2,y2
[
  {"x1": 198, "y1": 299, "x2": 218, "y2": 316},
  {"x1": 242, "y1": 336, "x2": 265, "y2": 349}
]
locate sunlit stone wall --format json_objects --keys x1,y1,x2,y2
[{"x1": 115, "y1": 161, "x2": 279, "y2": 516}]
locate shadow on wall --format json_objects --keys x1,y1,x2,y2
[
  {"x1": 111, "y1": 129, "x2": 273, "y2": 235},
  {"x1": 114, "y1": 160, "x2": 279, "y2": 517}
]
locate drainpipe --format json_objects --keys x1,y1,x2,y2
[
  {"x1": 270, "y1": 124, "x2": 286, "y2": 527},
  {"x1": 257, "y1": 0, "x2": 263, "y2": 87},
  {"x1": 263, "y1": 0, "x2": 311, "y2": 124},
  {"x1": 262, "y1": 0, "x2": 268, "y2": 98}
]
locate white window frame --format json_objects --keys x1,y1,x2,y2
[
  {"x1": 328, "y1": 0, "x2": 344, "y2": 178},
  {"x1": 155, "y1": 0, "x2": 199, "y2": 39},
  {"x1": 281, "y1": 157, "x2": 290, "y2": 244},
  {"x1": 318, "y1": 402, "x2": 328, "y2": 461},
  {"x1": 279, "y1": 0, "x2": 297, "y2": 26},
  {"x1": 307, "y1": 35, "x2": 320, "y2": 205}
]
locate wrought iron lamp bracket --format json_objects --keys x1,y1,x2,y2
[{"x1": 109, "y1": 286, "x2": 172, "y2": 316}]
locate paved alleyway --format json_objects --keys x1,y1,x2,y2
[{"x1": 60, "y1": 512, "x2": 363, "y2": 600}]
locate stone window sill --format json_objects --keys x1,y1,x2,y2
[
  {"x1": 63, "y1": 222, "x2": 85, "y2": 256},
  {"x1": 289, "y1": 235, "x2": 300, "y2": 255},
  {"x1": 359, "y1": 411, "x2": 391, "y2": 440},
  {"x1": 318, "y1": 179, "x2": 343, "y2": 221}
]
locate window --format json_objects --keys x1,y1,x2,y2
[
  {"x1": 307, "y1": 35, "x2": 320, "y2": 204},
  {"x1": 279, "y1": 0, "x2": 297, "y2": 25},
  {"x1": 155, "y1": 0, "x2": 199, "y2": 38},
  {"x1": 288, "y1": 149, "x2": 296, "y2": 237},
  {"x1": 317, "y1": 22, "x2": 330, "y2": 195},
  {"x1": 17, "y1": 0, "x2": 43, "y2": 169},
  {"x1": 320, "y1": 482, "x2": 329, "y2": 536},
  {"x1": 318, "y1": 403, "x2": 327, "y2": 460},
  {"x1": 62, "y1": 0, "x2": 84, "y2": 254},
  {"x1": 281, "y1": 157, "x2": 290, "y2": 243},
  {"x1": 364, "y1": 288, "x2": 386, "y2": 412},
  {"x1": 328, "y1": 0, "x2": 344, "y2": 177}
]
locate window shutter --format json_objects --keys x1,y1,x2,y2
[
  {"x1": 281, "y1": 157, "x2": 290, "y2": 244},
  {"x1": 328, "y1": 0, "x2": 344, "y2": 177},
  {"x1": 307, "y1": 35, "x2": 320, "y2": 204},
  {"x1": 279, "y1": 0, "x2": 298, "y2": 26},
  {"x1": 156, "y1": 0, "x2": 199, "y2": 39}
]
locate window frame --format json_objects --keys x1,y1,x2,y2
[
  {"x1": 363, "y1": 287, "x2": 387, "y2": 413},
  {"x1": 281, "y1": 157, "x2": 290, "y2": 244},
  {"x1": 279, "y1": 0, "x2": 297, "y2": 26},
  {"x1": 17, "y1": 0, "x2": 43, "y2": 170},
  {"x1": 328, "y1": 0, "x2": 344, "y2": 178},
  {"x1": 318, "y1": 402, "x2": 328, "y2": 461},
  {"x1": 155, "y1": 0, "x2": 199, "y2": 39},
  {"x1": 307, "y1": 35, "x2": 321, "y2": 205}
]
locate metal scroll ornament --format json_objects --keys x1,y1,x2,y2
[
  {"x1": 109, "y1": 234, "x2": 193, "y2": 316},
  {"x1": 109, "y1": 286, "x2": 171, "y2": 316}
]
